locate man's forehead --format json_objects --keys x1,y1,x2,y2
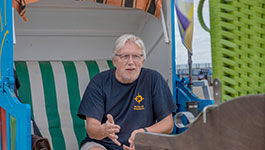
[{"x1": 118, "y1": 41, "x2": 142, "y2": 52}]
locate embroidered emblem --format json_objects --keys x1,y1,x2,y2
[{"x1": 134, "y1": 93, "x2": 144, "y2": 104}]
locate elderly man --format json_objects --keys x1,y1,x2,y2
[{"x1": 78, "y1": 34, "x2": 176, "y2": 150}]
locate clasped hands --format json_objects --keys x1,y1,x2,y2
[{"x1": 102, "y1": 114, "x2": 145, "y2": 150}]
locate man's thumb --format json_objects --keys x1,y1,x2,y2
[{"x1": 107, "y1": 114, "x2": 114, "y2": 124}]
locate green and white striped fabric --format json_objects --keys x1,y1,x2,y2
[{"x1": 14, "y1": 60, "x2": 114, "y2": 150}]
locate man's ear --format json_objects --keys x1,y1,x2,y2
[
  {"x1": 141, "y1": 59, "x2": 145, "y2": 64},
  {"x1": 112, "y1": 57, "x2": 117, "y2": 67}
]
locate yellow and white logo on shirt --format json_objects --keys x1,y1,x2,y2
[
  {"x1": 134, "y1": 93, "x2": 144, "y2": 110},
  {"x1": 134, "y1": 93, "x2": 144, "y2": 104}
]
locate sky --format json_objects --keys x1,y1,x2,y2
[{"x1": 175, "y1": 0, "x2": 212, "y2": 65}]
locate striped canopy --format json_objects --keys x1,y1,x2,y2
[
  {"x1": 13, "y1": 0, "x2": 39, "y2": 21},
  {"x1": 91, "y1": 0, "x2": 162, "y2": 18}
]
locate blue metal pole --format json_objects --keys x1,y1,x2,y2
[
  {"x1": 171, "y1": 0, "x2": 178, "y2": 134},
  {"x1": 0, "y1": 0, "x2": 14, "y2": 90},
  {"x1": 171, "y1": 0, "x2": 177, "y2": 106}
]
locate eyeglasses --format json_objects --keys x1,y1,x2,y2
[{"x1": 115, "y1": 54, "x2": 144, "y2": 61}]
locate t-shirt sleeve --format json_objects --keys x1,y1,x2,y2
[
  {"x1": 77, "y1": 76, "x2": 105, "y2": 122},
  {"x1": 152, "y1": 72, "x2": 177, "y2": 122}
]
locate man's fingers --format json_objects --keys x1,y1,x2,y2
[
  {"x1": 107, "y1": 114, "x2": 114, "y2": 124},
  {"x1": 108, "y1": 123, "x2": 120, "y2": 130},
  {"x1": 105, "y1": 114, "x2": 122, "y2": 147},
  {"x1": 128, "y1": 138, "x2": 133, "y2": 146},
  {"x1": 123, "y1": 144, "x2": 130, "y2": 150},
  {"x1": 128, "y1": 138, "x2": 135, "y2": 149},
  {"x1": 112, "y1": 138, "x2": 121, "y2": 146},
  {"x1": 106, "y1": 128, "x2": 120, "y2": 134},
  {"x1": 106, "y1": 114, "x2": 120, "y2": 134},
  {"x1": 105, "y1": 123, "x2": 120, "y2": 134},
  {"x1": 130, "y1": 144, "x2": 135, "y2": 149},
  {"x1": 123, "y1": 144, "x2": 134, "y2": 150},
  {"x1": 108, "y1": 133, "x2": 120, "y2": 146},
  {"x1": 128, "y1": 132, "x2": 135, "y2": 146},
  {"x1": 108, "y1": 133, "x2": 118, "y2": 140}
]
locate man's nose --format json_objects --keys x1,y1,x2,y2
[{"x1": 127, "y1": 55, "x2": 134, "y2": 64}]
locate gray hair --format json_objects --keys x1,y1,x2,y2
[{"x1": 113, "y1": 34, "x2": 146, "y2": 60}]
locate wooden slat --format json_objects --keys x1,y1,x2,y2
[{"x1": 0, "y1": 108, "x2": 7, "y2": 150}]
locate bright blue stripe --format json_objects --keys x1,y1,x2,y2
[
  {"x1": 171, "y1": 0, "x2": 177, "y2": 134},
  {"x1": 171, "y1": 0, "x2": 177, "y2": 104}
]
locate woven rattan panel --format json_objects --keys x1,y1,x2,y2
[{"x1": 209, "y1": 0, "x2": 265, "y2": 101}]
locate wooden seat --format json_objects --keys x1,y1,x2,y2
[{"x1": 135, "y1": 94, "x2": 265, "y2": 150}]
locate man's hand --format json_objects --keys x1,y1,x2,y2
[
  {"x1": 123, "y1": 144, "x2": 134, "y2": 150},
  {"x1": 102, "y1": 114, "x2": 121, "y2": 146},
  {"x1": 123, "y1": 128, "x2": 145, "y2": 150}
]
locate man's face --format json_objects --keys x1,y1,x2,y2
[{"x1": 113, "y1": 41, "x2": 144, "y2": 84}]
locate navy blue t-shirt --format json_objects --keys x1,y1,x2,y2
[{"x1": 77, "y1": 68, "x2": 176, "y2": 150}]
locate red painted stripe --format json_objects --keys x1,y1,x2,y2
[{"x1": 0, "y1": 107, "x2": 7, "y2": 150}]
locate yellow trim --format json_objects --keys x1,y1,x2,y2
[
  {"x1": 177, "y1": 19, "x2": 184, "y2": 35},
  {"x1": 0, "y1": 30, "x2": 9, "y2": 76},
  {"x1": 188, "y1": 4, "x2": 193, "y2": 20},
  {"x1": 0, "y1": 11, "x2": 3, "y2": 32}
]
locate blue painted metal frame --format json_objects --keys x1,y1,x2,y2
[
  {"x1": 171, "y1": 0, "x2": 177, "y2": 104},
  {"x1": 176, "y1": 76, "x2": 214, "y2": 113},
  {"x1": 0, "y1": 89, "x2": 31, "y2": 150},
  {"x1": 175, "y1": 76, "x2": 214, "y2": 133},
  {"x1": 171, "y1": 0, "x2": 214, "y2": 134},
  {"x1": 0, "y1": 0, "x2": 14, "y2": 87},
  {"x1": 171, "y1": 0, "x2": 178, "y2": 134},
  {"x1": 0, "y1": 0, "x2": 31, "y2": 149}
]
